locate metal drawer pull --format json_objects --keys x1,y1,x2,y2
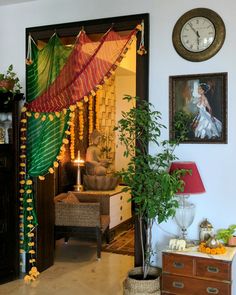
[
  {"x1": 120, "y1": 206, "x2": 123, "y2": 210},
  {"x1": 207, "y1": 266, "x2": 219, "y2": 273},
  {"x1": 173, "y1": 281, "x2": 184, "y2": 289},
  {"x1": 206, "y1": 287, "x2": 219, "y2": 294},
  {"x1": 173, "y1": 261, "x2": 184, "y2": 269},
  {"x1": 120, "y1": 196, "x2": 123, "y2": 200}
]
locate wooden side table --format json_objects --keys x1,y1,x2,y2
[{"x1": 162, "y1": 247, "x2": 236, "y2": 295}]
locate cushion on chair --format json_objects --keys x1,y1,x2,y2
[
  {"x1": 54, "y1": 192, "x2": 80, "y2": 204},
  {"x1": 61, "y1": 192, "x2": 80, "y2": 204},
  {"x1": 54, "y1": 192, "x2": 68, "y2": 202}
]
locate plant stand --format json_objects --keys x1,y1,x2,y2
[{"x1": 123, "y1": 266, "x2": 161, "y2": 295}]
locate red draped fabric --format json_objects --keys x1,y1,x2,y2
[{"x1": 26, "y1": 28, "x2": 138, "y2": 112}]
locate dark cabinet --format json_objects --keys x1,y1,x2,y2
[{"x1": 0, "y1": 92, "x2": 23, "y2": 284}]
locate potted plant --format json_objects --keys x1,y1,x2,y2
[
  {"x1": 216, "y1": 225, "x2": 236, "y2": 246},
  {"x1": 0, "y1": 64, "x2": 22, "y2": 93},
  {"x1": 115, "y1": 95, "x2": 187, "y2": 294}
]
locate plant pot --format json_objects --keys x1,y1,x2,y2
[
  {"x1": 123, "y1": 266, "x2": 161, "y2": 295},
  {"x1": 228, "y1": 236, "x2": 236, "y2": 246},
  {"x1": 0, "y1": 79, "x2": 14, "y2": 91}
]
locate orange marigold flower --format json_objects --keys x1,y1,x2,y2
[
  {"x1": 211, "y1": 249, "x2": 217, "y2": 255},
  {"x1": 205, "y1": 247, "x2": 211, "y2": 253}
]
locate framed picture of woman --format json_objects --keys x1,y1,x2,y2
[{"x1": 169, "y1": 72, "x2": 227, "y2": 143}]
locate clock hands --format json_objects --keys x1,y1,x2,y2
[
  {"x1": 188, "y1": 22, "x2": 201, "y2": 49},
  {"x1": 188, "y1": 22, "x2": 200, "y2": 39}
]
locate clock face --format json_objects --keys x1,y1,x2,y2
[{"x1": 181, "y1": 17, "x2": 215, "y2": 52}]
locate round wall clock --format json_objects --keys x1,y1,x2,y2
[{"x1": 172, "y1": 8, "x2": 226, "y2": 62}]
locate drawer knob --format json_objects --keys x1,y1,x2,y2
[
  {"x1": 206, "y1": 287, "x2": 219, "y2": 294},
  {"x1": 120, "y1": 196, "x2": 123, "y2": 200},
  {"x1": 120, "y1": 206, "x2": 123, "y2": 211},
  {"x1": 172, "y1": 281, "x2": 184, "y2": 289},
  {"x1": 207, "y1": 266, "x2": 219, "y2": 273},
  {"x1": 173, "y1": 261, "x2": 184, "y2": 269}
]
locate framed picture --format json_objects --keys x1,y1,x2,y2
[{"x1": 169, "y1": 72, "x2": 227, "y2": 143}]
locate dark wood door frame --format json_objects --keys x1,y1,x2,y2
[{"x1": 26, "y1": 13, "x2": 149, "y2": 271}]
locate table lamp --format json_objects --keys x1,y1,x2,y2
[{"x1": 169, "y1": 161, "x2": 205, "y2": 242}]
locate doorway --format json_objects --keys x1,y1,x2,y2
[{"x1": 26, "y1": 13, "x2": 149, "y2": 272}]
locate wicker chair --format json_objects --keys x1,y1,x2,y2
[{"x1": 54, "y1": 193, "x2": 110, "y2": 259}]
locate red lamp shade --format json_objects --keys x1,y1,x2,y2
[{"x1": 169, "y1": 161, "x2": 205, "y2": 195}]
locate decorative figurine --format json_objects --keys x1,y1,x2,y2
[
  {"x1": 85, "y1": 130, "x2": 109, "y2": 176},
  {"x1": 199, "y1": 219, "x2": 214, "y2": 242},
  {"x1": 169, "y1": 238, "x2": 186, "y2": 251},
  {"x1": 83, "y1": 130, "x2": 119, "y2": 190}
]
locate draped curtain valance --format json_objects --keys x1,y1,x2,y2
[{"x1": 26, "y1": 27, "x2": 139, "y2": 112}]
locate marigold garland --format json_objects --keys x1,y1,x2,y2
[
  {"x1": 88, "y1": 95, "x2": 94, "y2": 142},
  {"x1": 19, "y1": 108, "x2": 27, "y2": 258},
  {"x1": 19, "y1": 107, "x2": 40, "y2": 283},
  {"x1": 69, "y1": 111, "x2": 75, "y2": 160},
  {"x1": 77, "y1": 101, "x2": 84, "y2": 141},
  {"x1": 198, "y1": 242, "x2": 226, "y2": 255},
  {"x1": 18, "y1": 108, "x2": 73, "y2": 283},
  {"x1": 95, "y1": 91, "x2": 101, "y2": 130}
]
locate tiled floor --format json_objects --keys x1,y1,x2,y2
[{"x1": 0, "y1": 238, "x2": 134, "y2": 295}]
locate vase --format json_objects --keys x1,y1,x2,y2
[
  {"x1": 123, "y1": 266, "x2": 161, "y2": 295},
  {"x1": 228, "y1": 236, "x2": 236, "y2": 246}
]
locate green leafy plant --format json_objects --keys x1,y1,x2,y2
[
  {"x1": 173, "y1": 110, "x2": 195, "y2": 141},
  {"x1": 216, "y1": 225, "x2": 236, "y2": 244},
  {"x1": 0, "y1": 64, "x2": 22, "y2": 94},
  {"x1": 114, "y1": 95, "x2": 188, "y2": 279}
]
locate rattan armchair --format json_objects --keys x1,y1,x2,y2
[{"x1": 54, "y1": 192, "x2": 110, "y2": 259}]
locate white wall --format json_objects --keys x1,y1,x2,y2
[
  {"x1": 115, "y1": 39, "x2": 136, "y2": 172},
  {"x1": 1, "y1": 0, "x2": 236, "y2": 269},
  {"x1": 115, "y1": 74, "x2": 136, "y2": 171}
]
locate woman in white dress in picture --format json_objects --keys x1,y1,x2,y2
[{"x1": 193, "y1": 83, "x2": 222, "y2": 139}]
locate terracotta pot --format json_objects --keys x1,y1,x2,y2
[
  {"x1": 123, "y1": 266, "x2": 161, "y2": 295},
  {"x1": 228, "y1": 236, "x2": 236, "y2": 246},
  {"x1": 0, "y1": 79, "x2": 14, "y2": 91}
]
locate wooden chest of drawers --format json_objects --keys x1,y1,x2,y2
[{"x1": 162, "y1": 247, "x2": 236, "y2": 295}]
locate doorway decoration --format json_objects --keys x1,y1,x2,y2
[{"x1": 19, "y1": 23, "x2": 145, "y2": 282}]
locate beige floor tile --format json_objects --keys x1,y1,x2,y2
[{"x1": 0, "y1": 238, "x2": 134, "y2": 295}]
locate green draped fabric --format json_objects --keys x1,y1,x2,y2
[
  {"x1": 26, "y1": 34, "x2": 72, "y2": 102},
  {"x1": 27, "y1": 111, "x2": 69, "y2": 176},
  {"x1": 26, "y1": 34, "x2": 72, "y2": 176}
]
